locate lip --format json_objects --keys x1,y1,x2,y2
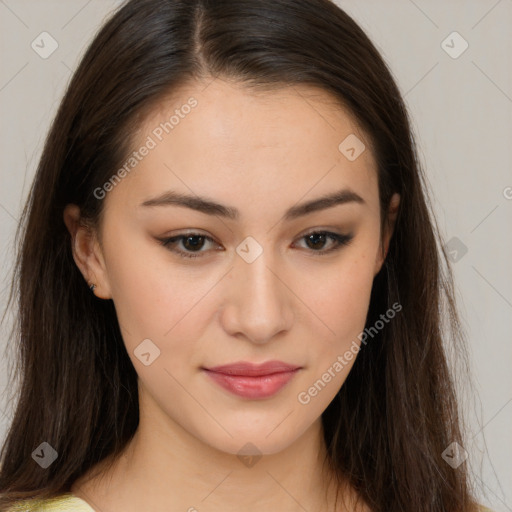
[{"x1": 202, "y1": 360, "x2": 302, "y2": 399}]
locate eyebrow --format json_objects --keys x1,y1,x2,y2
[{"x1": 140, "y1": 188, "x2": 365, "y2": 221}]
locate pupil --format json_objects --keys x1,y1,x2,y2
[
  {"x1": 184, "y1": 235, "x2": 204, "y2": 251},
  {"x1": 307, "y1": 233, "x2": 326, "y2": 250}
]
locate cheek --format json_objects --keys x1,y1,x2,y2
[
  {"x1": 293, "y1": 252, "x2": 377, "y2": 410},
  {"x1": 296, "y1": 243, "x2": 379, "y2": 398},
  {"x1": 304, "y1": 252, "x2": 377, "y2": 340},
  {"x1": 337, "y1": 258, "x2": 374, "y2": 326},
  {"x1": 102, "y1": 227, "x2": 220, "y2": 367}
]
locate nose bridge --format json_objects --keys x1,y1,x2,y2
[
  {"x1": 242, "y1": 247, "x2": 279, "y2": 302},
  {"x1": 222, "y1": 239, "x2": 292, "y2": 343}
]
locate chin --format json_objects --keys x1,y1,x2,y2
[
  {"x1": 195, "y1": 419, "x2": 312, "y2": 459},
  {"x1": 211, "y1": 436, "x2": 292, "y2": 459}
]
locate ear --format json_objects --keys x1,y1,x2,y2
[
  {"x1": 63, "y1": 204, "x2": 112, "y2": 299},
  {"x1": 374, "y1": 193, "x2": 400, "y2": 276}
]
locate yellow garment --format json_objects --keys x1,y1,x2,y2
[
  {"x1": 8, "y1": 494, "x2": 495, "y2": 512},
  {"x1": 8, "y1": 493, "x2": 95, "y2": 511}
]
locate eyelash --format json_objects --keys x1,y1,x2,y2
[{"x1": 158, "y1": 230, "x2": 353, "y2": 259}]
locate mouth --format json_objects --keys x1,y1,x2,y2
[{"x1": 201, "y1": 360, "x2": 302, "y2": 399}]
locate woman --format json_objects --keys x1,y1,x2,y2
[{"x1": 0, "y1": 0, "x2": 490, "y2": 510}]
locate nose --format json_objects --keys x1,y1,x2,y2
[{"x1": 219, "y1": 248, "x2": 294, "y2": 345}]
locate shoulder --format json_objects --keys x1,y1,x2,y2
[{"x1": 7, "y1": 493, "x2": 95, "y2": 511}]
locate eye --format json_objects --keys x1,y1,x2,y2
[
  {"x1": 292, "y1": 231, "x2": 354, "y2": 255},
  {"x1": 159, "y1": 232, "x2": 221, "y2": 259},
  {"x1": 158, "y1": 230, "x2": 353, "y2": 259}
]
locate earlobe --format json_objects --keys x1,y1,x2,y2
[{"x1": 63, "y1": 204, "x2": 112, "y2": 299}]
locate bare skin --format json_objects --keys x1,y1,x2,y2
[{"x1": 65, "y1": 78, "x2": 399, "y2": 512}]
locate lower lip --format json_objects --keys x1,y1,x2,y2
[{"x1": 203, "y1": 369, "x2": 300, "y2": 399}]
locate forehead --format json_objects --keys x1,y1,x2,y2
[
  {"x1": 107, "y1": 79, "x2": 379, "y2": 214},
  {"x1": 140, "y1": 78, "x2": 369, "y2": 152}
]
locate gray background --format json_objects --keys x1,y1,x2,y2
[{"x1": 0, "y1": 0, "x2": 511, "y2": 509}]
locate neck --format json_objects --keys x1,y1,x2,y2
[{"x1": 72, "y1": 392, "x2": 356, "y2": 512}]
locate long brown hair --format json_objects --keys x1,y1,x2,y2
[{"x1": 0, "y1": 0, "x2": 480, "y2": 510}]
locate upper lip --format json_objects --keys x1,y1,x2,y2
[{"x1": 203, "y1": 360, "x2": 301, "y2": 377}]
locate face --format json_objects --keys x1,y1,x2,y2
[{"x1": 65, "y1": 78, "x2": 399, "y2": 457}]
